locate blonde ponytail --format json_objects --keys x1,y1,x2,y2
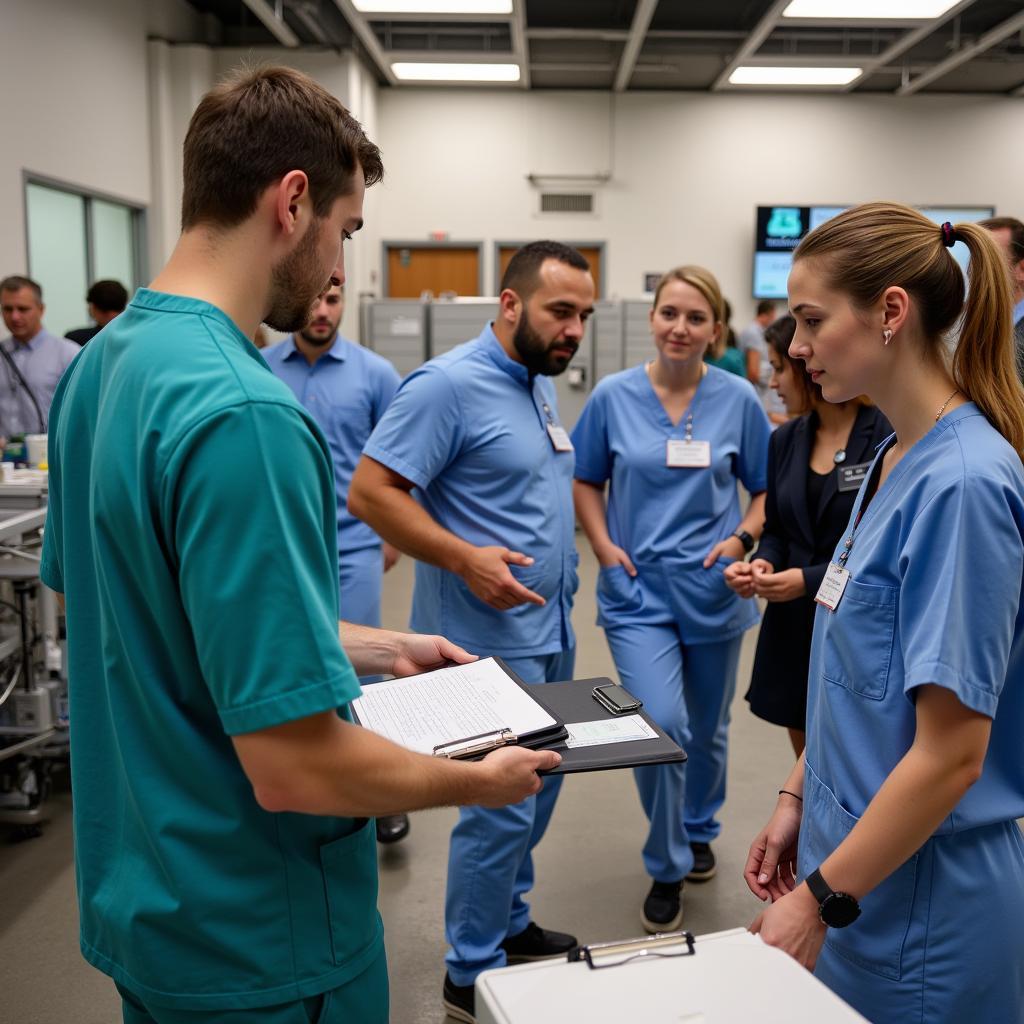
[{"x1": 949, "y1": 222, "x2": 1024, "y2": 459}]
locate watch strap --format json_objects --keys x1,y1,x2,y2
[
  {"x1": 805, "y1": 867, "x2": 832, "y2": 905},
  {"x1": 733, "y1": 529, "x2": 755, "y2": 553}
]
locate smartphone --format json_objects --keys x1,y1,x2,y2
[{"x1": 592, "y1": 683, "x2": 643, "y2": 715}]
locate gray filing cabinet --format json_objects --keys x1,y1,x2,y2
[
  {"x1": 363, "y1": 299, "x2": 427, "y2": 377},
  {"x1": 622, "y1": 299, "x2": 653, "y2": 371},
  {"x1": 429, "y1": 299, "x2": 499, "y2": 358}
]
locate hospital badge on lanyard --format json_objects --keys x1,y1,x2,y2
[
  {"x1": 666, "y1": 412, "x2": 711, "y2": 468},
  {"x1": 542, "y1": 402, "x2": 573, "y2": 452},
  {"x1": 815, "y1": 508, "x2": 861, "y2": 611}
]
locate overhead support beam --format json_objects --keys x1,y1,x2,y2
[
  {"x1": 510, "y1": 0, "x2": 530, "y2": 89},
  {"x1": 241, "y1": 0, "x2": 300, "y2": 46},
  {"x1": 613, "y1": 0, "x2": 659, "y2": 92},
  {"x1": 332, "y1": 0, "x2": 399, "y2": 84},
  {"x1": 841, "y1": 0, "x2": 978, "y2": 92},
  {"x1": 712, "y1": 0, "x2": 791, "y2": 91},
  {"x1": 528, "y1": 28, "x2": 631, "y2": 42},
  {"x1": 1012, "y1": 80, "x2": 1024, "y2": 97},
  {"x1": 289, "y1": 1, "x2": 335, "y2": 46},
  {"x1": 898, "y1": 7, "x2": 1024, "y2": 94}
]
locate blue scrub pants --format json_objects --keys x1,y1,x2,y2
[
  {"x1": 605, "y1": 624, "x2": 743, "y2": 882},
  {"x1": 117, "y1": 949, "x2": 388, "y2": 1024},
  {"x1": 444, "y1": 647, "x2": 575, "y2": 986},
  {"x1": 338, "y1": 548, "x2": 383, "y2": 628}
]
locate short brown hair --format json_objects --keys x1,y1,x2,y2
[
  {"x1": 181, "y1": 64, "x2": 383, "y2": 231},
  {"x1": 979, "y1": 216, "x2": 1024, "y2": 263},
  {"x1": 0, "y1": 276, "x2": 42, "y2": 302},
  {"x1": 500, "y1": 241, "x2": 591, "y2": 299}
]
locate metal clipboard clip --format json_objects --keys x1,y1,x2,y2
[
  {"x1": 433, "y1": 728, "x2": 518, "y2": 760},
  {"x1": 568, "y1": 931, "x2": 696, "y2": 970}
]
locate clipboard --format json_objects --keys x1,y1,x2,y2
[
  {"x1": 349, "y1": 658, "x2": 685, "y2": 774},
  {"x1": 538, "y1": 677, "x2": 686, "y2": 775},
  {"x1": 349, "y1": 656, "x2": 568, "y2": 759}
]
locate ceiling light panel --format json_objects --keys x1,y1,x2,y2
[
  {"x1": 391, "y1": 62, "x2": 521, "y2": 81},
  {"x1": 782, "y1": 0, "x2": 960, "y2": 17},
  {"x1": 354, "y1": 1, "x2": 512, "y2": 13},
  {"x1": 729, "y1": 66, "x2": 863, "y2": 86}
]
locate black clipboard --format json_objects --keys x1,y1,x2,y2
[{"x1": 538, "y1": 677, "x2": 686, "y2": 775}]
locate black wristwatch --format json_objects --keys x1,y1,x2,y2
[
  {"x1": 732, "y1": 529, "x2": 755, "y2": 554},
  {"x1": 805, "y1": 868, "x2": 861, "y2": 928}
]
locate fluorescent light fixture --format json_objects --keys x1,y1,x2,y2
[
  {"x1": 354, "y1": 1, "x2": 512, "y2": 13},
  {"x1": 729, "y1": 66, "x2": 862, "y2": 86},
  {"x1": 782, "y1": 0, "x2": 960, "y2": 18},
  {"x1": 391, "y1": 62, "x2": 521, "y2": 82}
]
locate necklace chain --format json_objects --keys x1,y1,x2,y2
[{"x1": 935, "y1": 389, "x2": 960, "y2": 422}]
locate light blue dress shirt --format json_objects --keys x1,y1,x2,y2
[
  {"x1": 800, "y1": 403, "x2": 1024, "y2": 1020},
  {"x1": 1013, "y1": 296, "x2": 1024, "y2": 326},
  {"x1": 262, "y1": 334, "x2": 400, "y2": 562},
  {"x1": 0, "y1": 328, "x2": 79, "y2": 435},
  {"x1": 363, "y1": 324, "x2": 578, "y2": 657}
]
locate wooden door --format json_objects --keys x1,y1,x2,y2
[
  {"x1": 386, "y1": 246, "x2": 480, "y2": 298},
  {"x1": 497, "y1": 244, "x2": 602, "y2": 298}
]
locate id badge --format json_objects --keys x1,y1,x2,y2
[
  {"x1": 666, "y1": 439, "x2": 711, "y2": 468},
  {"x1": 838, "y1": 461, "x2": 871, "y2": 493},
  {"x1": 815, "y1": 562, "x2": 850, "y2": 612},
  {"x1": 546, "y1": 423, "x2": 574, "y2": 452}
]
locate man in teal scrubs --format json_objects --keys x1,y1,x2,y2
[{"x1": 40, "y1": 65, "x2": 559, "y2": 1024}]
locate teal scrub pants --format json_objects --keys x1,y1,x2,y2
[{"x1": 117, "y1": 950, "x2": 388, "y2": 1024}]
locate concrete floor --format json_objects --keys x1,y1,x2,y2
[{"x1": 0, "y1": 546, "x2": 796, "y2": 1023}]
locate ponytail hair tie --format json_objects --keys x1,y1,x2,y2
[{"x1": 940, "y1": 221, "x2": 957, "y2": 248}]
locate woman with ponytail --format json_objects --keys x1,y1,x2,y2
[{"x1": 743, "y1": 202, "x2": 1024, "y2": 1023}]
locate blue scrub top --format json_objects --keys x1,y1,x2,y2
[
  {"x1": 40, "y1": 290, "x2": 380, "y2": 1010},
  {"x1": 263, "y1": 334, "x2": 400, "y2": 564},
  {"x1": 363, "y1": 324, "x2": 577, "y2": 656},
  {"x1": 806, "y1": 404, "x2": 1024, "y2": 829},
  {"x1": 571, "y1": 363, "x2": 771, "y2": 641}
]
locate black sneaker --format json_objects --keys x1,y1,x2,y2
[
  {"x1": 501, "y1": 921, "x2": 579, "y2": 963},
  {"x1": 641, "y1": 880, "x2": 683, "y2": 933},
  {"x1": 375, "y1": 814, "x2": 410, "y2": 844},
  {"x1": 442, "y1": 971, "x2": 475, "y2": 1023},
  {"x1": 686, "y1": 842, "x2": 716, "y2": 882}
]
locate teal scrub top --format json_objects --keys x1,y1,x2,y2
[{"x1": 40, "y1": 289, "x2": 382, "y2": 1011}]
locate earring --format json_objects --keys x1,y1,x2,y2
[{"x1": 883, "y1": 329, "x2": 893, "y2": 346}]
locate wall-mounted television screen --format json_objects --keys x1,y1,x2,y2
[{"x1": 753, "y1": 205, "x2": 995, "y2": 300}]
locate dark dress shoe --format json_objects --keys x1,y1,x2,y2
[{"x1": 375, "y1": 813, "x2": 410, "y2": 844}]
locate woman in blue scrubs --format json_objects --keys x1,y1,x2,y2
[
  {"x1": 745, "y1": 203, "x2": 1024, "y2": 1023},
  {"x1": 572, "y1": 265, "x2": 771, "y2": 933}
]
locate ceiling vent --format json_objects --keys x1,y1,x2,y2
[{"x1": 540, "y1": 192, "x2": 595, "y2": 214}]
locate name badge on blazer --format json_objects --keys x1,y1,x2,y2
[{"x1": 838, "y1": 461, "x2": 871, "y2": 493}]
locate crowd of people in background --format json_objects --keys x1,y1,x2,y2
[{"x1": 12, "y1": 63, "x2": 1024, "y2": 1024}]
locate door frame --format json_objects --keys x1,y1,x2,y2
[
  {"x1": 493, "y1": 240, "x2": 606, "y2": 297},
  {"x1": 382, "y1": 240, "x2": 485, "y2": 298}
]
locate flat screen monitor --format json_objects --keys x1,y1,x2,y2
[{"x1": 752, "y1": 204, "x2": 995, "y2": 300}]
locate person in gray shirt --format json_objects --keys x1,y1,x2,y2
[
  {"x1": 0, "y1": 276, "x2": 79, "y2": 437},
  {"x1": 739, "y1": 299, "x2": 787, "y2": 424}
]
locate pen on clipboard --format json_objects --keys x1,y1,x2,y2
[{"x1": 433, "y1": 728, "x2": 517, "y2": 760}]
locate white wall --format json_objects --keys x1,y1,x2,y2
[
  {"x1": 0, "y1": 0, "x2": 151, "y2": 279},
  {"x1": 376, "y1": 88, "x2": 1024, "y2": 323}
]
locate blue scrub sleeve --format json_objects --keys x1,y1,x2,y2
[
  {"x1": 899, "y1": 474, "x2": 1024, "y2": 717},
  {"x1": 362, "y1": 364, "x2": 464, "y2": 490},
  {"x1": 735, "y1": 387, "x2": 771, "y2": 494},
  {"x1": 570, "y1": 386, "x2": 611, "y2": 484},
  {"x1": 167, "y1": 401, "x2": 361, "y2": 735},
  {"x1": 753, "y1": 428, "x2": 790, "y2": 571}
]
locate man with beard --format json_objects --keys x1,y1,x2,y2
[
  {"x1": 39, "y1": 66, "x2": 561, "y2": 1024},
  {"x1": 264, "y1": 284, "x2": 409, "y2": 845},
  {"x1": 349, "y1": 240, "x2": 595, "y2": 1022}
]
